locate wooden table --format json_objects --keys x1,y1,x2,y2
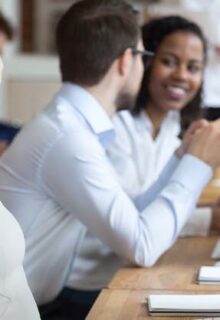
[
  {"x1": 109, "y1": 237, "x2": 219, "y2": 292},
  {"x1": 200, "y1": 185, "x2": 220, "y2": 205},
  {"x1": 87, "y1": 289, "x2": 220, "y2": 320},
  {"x1": 87, "y1": 181, "x2": 220, "y2": 319},
  {"x1": 87, "y1": 236, "x2": 220, "y2": 319},
  {"x1": 199, "y1": 166, "x2": 220, "y2": 205}
]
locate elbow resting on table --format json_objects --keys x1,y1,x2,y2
[
  {"x1": 132, "y1": 241, "x2": 161, "y2": 268},
  {"x1": 133, "y1": 254, "x2": 159, "y2": 268}
]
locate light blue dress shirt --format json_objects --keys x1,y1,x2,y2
[{"x1": 0, "y1": 83, "x2": 212, "y2": 304}]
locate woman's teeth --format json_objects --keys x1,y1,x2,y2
[{"x1": 167, "y1": 86, "x2": 186, "y2": 95}]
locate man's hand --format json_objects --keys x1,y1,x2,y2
[
  {"x1": 176, "y1": 119, "x2": 208, "y2": 159},
  {"x1": 187, "y1": 119, "x2": 220, "y2": 170}
]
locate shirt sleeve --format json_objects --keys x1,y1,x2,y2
[
  {"x1": 40, "y1": 129, "x2": 212, "y2": 267},
  {"x1": 133, "y1": 155, "x2": 179, "y2": 210},
  {"x1": 180, "y1": 207, "x2": 212, "y2": 237}
]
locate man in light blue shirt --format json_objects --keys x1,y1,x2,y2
[{"x1": 0, "y1": 1, "x2": 220, "y2": 319}]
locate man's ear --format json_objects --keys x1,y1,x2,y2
[{"x1": 118, "y1": 48, "x2": 133, "y2": 77}]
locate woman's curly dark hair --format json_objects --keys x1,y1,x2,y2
[{"x1": 133, "y1": 15, "x2": 207, "y2": 132}]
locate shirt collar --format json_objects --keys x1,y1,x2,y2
[
  {"x1": 135, "y1": 110, "x2": 180, "y2": 136},
  {"x1": 134, "y1": 110, "x2": 152, "y2": 133},
  {"x1": 58, "y1": 83, "x2": 115, "y2": 148}
]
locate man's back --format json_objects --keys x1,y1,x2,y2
[
  {"x1": 0, "y1": 85, "x2": 95, "y2": 303},
  {"x1": 0, "y1": 84, "x2": 128, "y2": 305}
]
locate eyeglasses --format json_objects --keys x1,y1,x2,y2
[
  {"x1": 131, "y1": 48, "x2": 154, "y2": 68},
  {"x1": 131, "y1": 48, "x2": 154, "y2": 57}
]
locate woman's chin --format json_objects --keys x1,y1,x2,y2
[{"x1": 163, "y1": 103, "x2": 185, "y2": 112}]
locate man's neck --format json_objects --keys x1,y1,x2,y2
[
  {"x1": 85, "y1": 85, "x2": 116, "y2": 118},
  {"x1": 83, "y1": 63, "x2": 121, "y2": 118}
]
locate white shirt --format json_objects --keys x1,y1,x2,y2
[
  {"x1": 107, "y1": 110, "x2": 181, "y2": 196},
  {"x1": 0, "y1": 202, "x2": 40, "y2": 320},
  {"x1": 0, "y1": 83, "x2": 212, "y2": 305},
  {"x1": 107, "y1": 110, "x2": 212, "y2": 236}
]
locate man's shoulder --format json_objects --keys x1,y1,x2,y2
[
  {"x1": 24, "y1": 98, "x2": 86, "y2": 141},
  {"x1": 9, "y1": 98, "x2": 99, "y2": 163}
]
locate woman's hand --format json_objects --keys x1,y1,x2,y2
[{"x1": 175, "y1": 119, "x2": 209, "y2": 159}]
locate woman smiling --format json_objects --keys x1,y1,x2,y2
[{"x1": 107, "y1": 16, "x2": 220, "y2": 236}]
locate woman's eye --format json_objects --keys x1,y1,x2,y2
[
  {"x1": 161, "y1": 58, "x2": 176, "y2": 67},
  {"x1": 188, "y1": 64, "x2": 202, "y2": 74}
]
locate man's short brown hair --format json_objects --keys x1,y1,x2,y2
[{"x1": 56, "y1": 0, "x2": 140, "y2": 86}]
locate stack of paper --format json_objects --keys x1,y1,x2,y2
[
  {"x1": 198, "y1": 266, "x2": 220, "y2": 284},
  {"x1": 195, "y1": 318, "x2": 220, "y2": 320},
  {"x1": 148, "y1": 294, "x2": 220, "y2": 316}
]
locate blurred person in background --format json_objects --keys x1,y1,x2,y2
[
  {"x1": 0, "y1": 55, "x2": 40, "y2": 320},
  {"x1": 0, "y1": 11, "x2": 13, "y2": 55},
  {"x1": 0, "y1": 11, "x2": 20, "y2": 155}
]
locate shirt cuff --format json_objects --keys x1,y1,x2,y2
[
  {"x1": 170, "y1": 154, "x2": 213, "y2": 197},
  {"x1": 180, "y1": 207, "x2": 212, "y2": 237}
]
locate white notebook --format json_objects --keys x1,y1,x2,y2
[
  {"x1": 198, "y1": 266, "x2": 220, "y2": 284},
  {"x1": 212, "y1": 240, "x2": 220, "y2": 259},
  {"x1": 195, "y1": 318, "x2": 220, "y2": 320},
  {"x1": 148, "y1": 294, "x2": 220, "y2": 316}
]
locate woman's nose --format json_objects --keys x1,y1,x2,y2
[{"x1": 172, "y1": 65, "x2": 188, "y2": 81}]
